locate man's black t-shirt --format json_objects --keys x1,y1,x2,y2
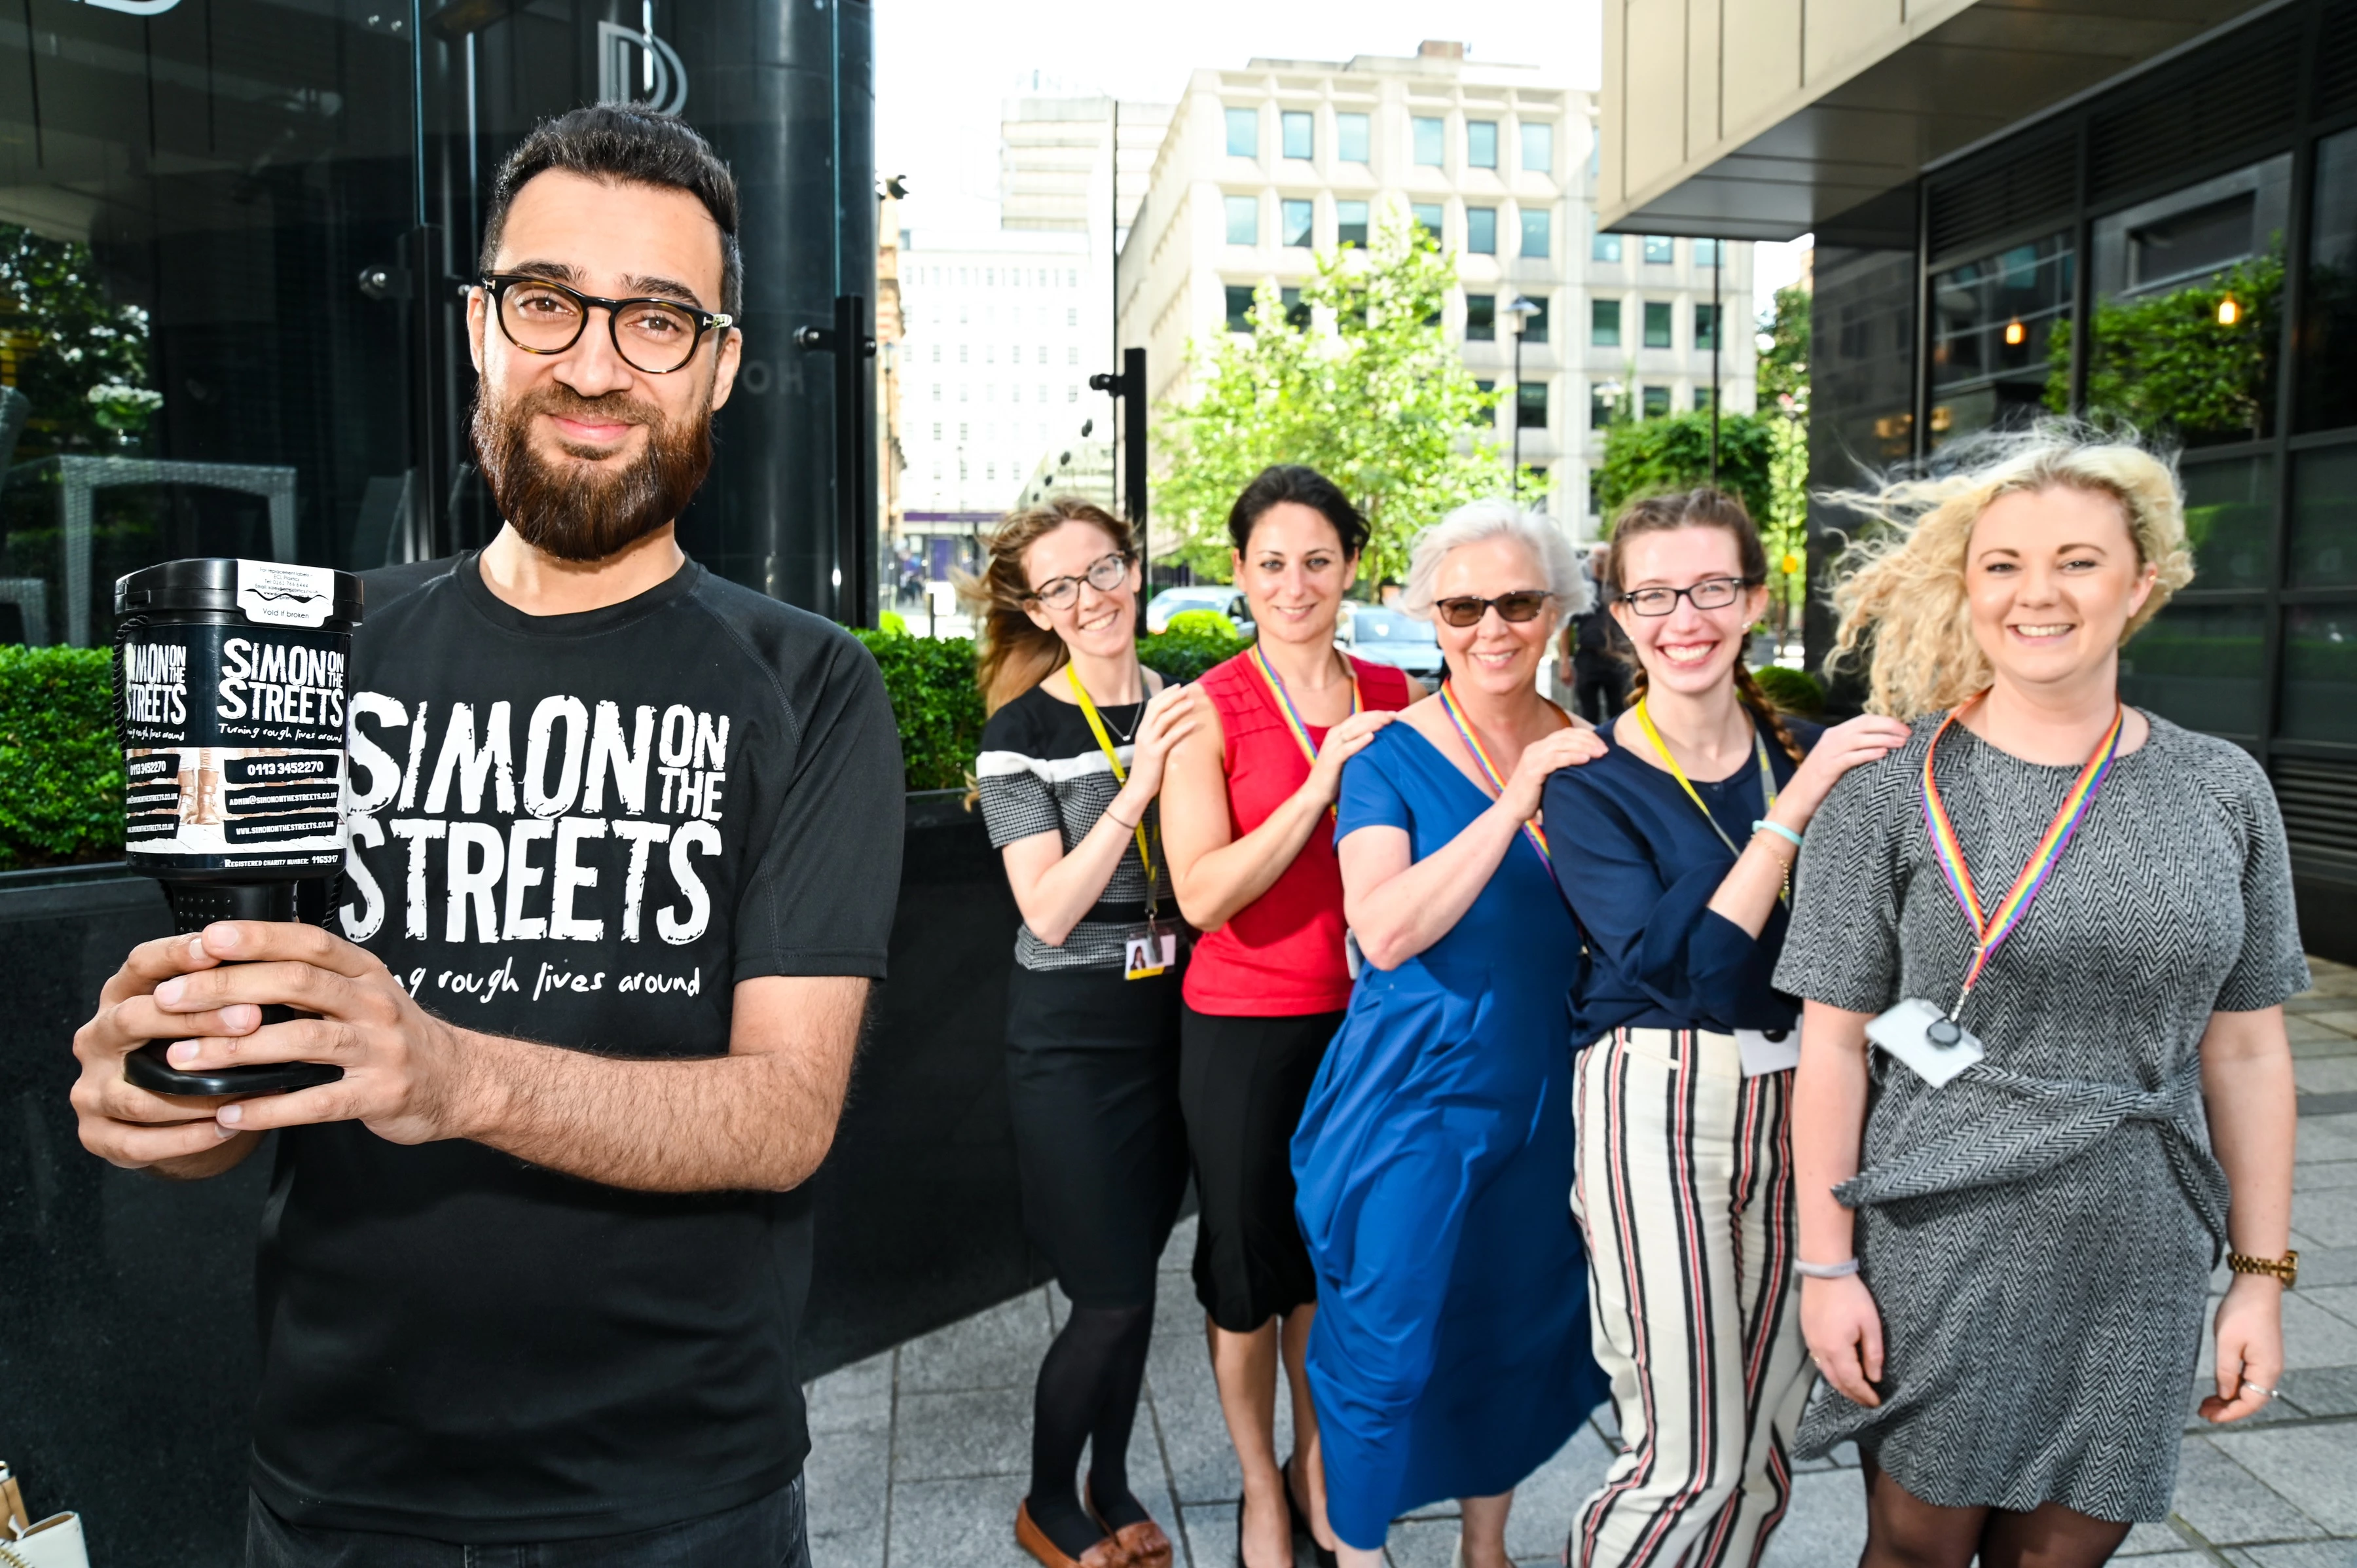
[{"x1": 247, "y1": 553, "x2": 903, "y2": 1541}]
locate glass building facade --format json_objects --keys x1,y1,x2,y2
[
  {"x1": 1804, "y1": 0, "x2": 2357, "y2": 955},
  {"x1": 0, "y1": 0, "x2": 877, "y2": 648}
]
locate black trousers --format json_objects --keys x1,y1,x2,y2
[
  {"x1": 1004, "y1": 965, "x2": 1189, "y2": 1307},
  {"x1": 1178, "y1": 1004, "x2": 1345, "y2": 1332},
  {"x1": 246, "y1": 1476, "x2": 807, "y2": 1568}
]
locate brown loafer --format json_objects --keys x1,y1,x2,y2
[
  {"x1": 1084, "y1": 1484, "x2": 1174, "y2": 1568},
  {"x1": 1016, "y1": 1498, "x2": 1129, "y2": 1568}
]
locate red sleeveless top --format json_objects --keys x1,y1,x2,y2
[{"x1": 1181, "y1": 651, "x2": 1415, "y2": 1017}]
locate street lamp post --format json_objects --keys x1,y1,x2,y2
[{"x1": 1499, "y1": 294, "x2": 1542, "y2": 497}]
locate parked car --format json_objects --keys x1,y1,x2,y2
[
  {"x1": 1338, "y1": 604, "x2": 1444, "y2": 680},
  {"x1": 1145, "y1": 585, "x2": 1252, "y2": 637}
]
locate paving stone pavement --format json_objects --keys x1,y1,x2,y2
[{"x1": 807, "y1": 959, "x2": 2357, "y2": 1567}]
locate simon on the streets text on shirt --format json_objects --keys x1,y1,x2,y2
[{"x1": 246, "y1": 552, "x2": 904, "y2": 1541}]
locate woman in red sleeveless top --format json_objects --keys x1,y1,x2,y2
[{"x1": 1161, "y1": 467, "x2": 1417, "y2": 1568}]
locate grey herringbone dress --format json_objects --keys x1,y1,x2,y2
[{"x1": 1773, "y1": 712, "x2": 2307, "y2": 1522}]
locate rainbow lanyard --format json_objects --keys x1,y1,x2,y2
[
  {"x1": 1248, "y1": 643, "x2": 1361, "y2": 823},
  {"x1": 1922, "y1": 690, "x2": 2123, "y2": 1018},
  {"x1": 1436, "y1": 680, "x2": 1561, "y2": 884},
  {"x1": 1628, "y1": 696, "x2": 1783, "y2": 900},
  {"x1": 1067, "y1": 665, "x2": 1159, "y2": 920}
]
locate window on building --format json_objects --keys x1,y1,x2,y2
[
  {"x1": 1067, "y1": 346, "x2": 1079, "y2": 365},
  {"x1": 1592, "y1": 216, "x2": 1621, "y2": 263},
  {"x1": 1337, "y1": 112, "x2": 1371, "y2": 164},
  {"x1": 1467, "y1": 120, "x2": 1498, "y2": 169},
  {"x1": 959, "y1": 423, "x2": 970, "y2": 440},
  {"x1": 929, "y1": 343, "x2": 940, "y2": 362},
  {"x1": 1641, "y1": 384, "x2": 1672, "y2": 418},
  {"x1": 1413, "y1": 117, "x2": 1444, "y2": 166},
  {"x1": 987, "y1": 462, "x2": 996, "y2": 480},
  {"x1": 1693, "y1": 386, "x2": 1719, "y2": 412},
  {"x1": 932, "y1": 422, "x2": 941, "y2": 439},
  {"x1": 1226, "y1": 194, "x2": 1259, "y2": 246},
  {"x1": 1516, "y1": 382, "x2": 1549, "y2": 429},
  {"x1": 1226, "y1": 284, "x2": 1256, "y2": 332},
  {"x1": 1694, "y1": 303, "x2": 1721, "y2": 352},
  {"x1": 1336, "y1": 200, "x2": 1370, "y2": 247},
  {"x1": 1466, "y1": 293, "x2": 1496, "y2": 342},
  {"x1": 1281, "y1": 287, "x2": 1310, "y2": 328},
  {"x1": 1281, "y1": 110, "x2": 1313, "y2": 160},
  {"x1": 1226, "y1": 107, "x2": 1258, "y2": 158},
  {"x1": 1643, "y1": 301, "x2": 1673, "y2": 348},
  {"x1": 1467, "y1": 207, "x2": 1497, "y2": 255},
  {"x1": 1643, "y1": 235, "x2": 1675, "y2": 264},
  {"x1": 1281, "y1": 198, "x2": 1314, "y2": 248},
  {"x1": 1695, "y1": 238, "x2": 1723, "y2": 268},
  {"x1": 1068, "y1": 386, "x2": 1079, "y2": 402},
  {"x1": 932, "y1": 382, "x2": 943, "y2": 401},
  {"x1": 1929, "y1": 229, "x2": 2075, "y2": 449},
  {"x1": 1067, "y1": 308, "x2": 1078, "y2": 326},
  {"x1": 1412, "y1": 203, "x2": 1444, "y2": 244},
  {"x1": 1474, "y1": 379, "x2": 1497, "y2": 424},
  {"x1": 1590, "y1": 383, "x2": 1620, "y2": 428},
  {"x1": 960, "y1": 384, "x2": 970, "y2": 401},
  {"x1": 959, "y1": 344, "x2": 969, "y2": 363},
  {"x1": 1591, "y1": 299, "x2": 1621, "y2": 346},
  {"x1": 1522, "y1": 297, "x2": 1550, "y2": 344},
  {"x1": 1521, "y1": 121, "x2": 1552, "y2": 173},
  {"x1": 1522, "y1": 209, "x2": 1552, "y2": 259}
]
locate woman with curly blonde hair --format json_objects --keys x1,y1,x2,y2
[{"x1": 1776, "y1": 425, "x2": 2306, "y2": 1568}]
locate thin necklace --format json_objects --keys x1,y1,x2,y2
[{"x1": 1070, "y1": 665, "x2": 1144, "y2": 742}]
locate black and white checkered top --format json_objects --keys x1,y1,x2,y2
[{"x1": 978, "y1": 680, "x2": 1176, "y2": 973}]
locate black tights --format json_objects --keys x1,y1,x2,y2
[
  {"x1": 1028, "y1": 1301, "x2": 1156, "y2": 1556},
  {"x1": 1859, "y1": 1453, "x2": 2132, "y2": 1568}
]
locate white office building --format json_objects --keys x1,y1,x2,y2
[
  {"x1": 894, "y1": 228, "x2": 1097, "y2": 575},
  {"x1": 1116, "y1": 41, "x2": 1755, "y2": 534}
]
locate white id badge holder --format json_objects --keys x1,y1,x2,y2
[
  {"x1": 1733, "y1": 1027, "x2": 1800, "y2": 1076},
  {"x1": 1866, "y1": 998, "x2": 1985, "y2": 1088},
  {"x1": 1124, "y1": 923, "x2": 1177, "y2": 981}
]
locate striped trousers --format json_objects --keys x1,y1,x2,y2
[{"x1": 1568, "y1": 1028, "x2": 1814, "y2": 1568}]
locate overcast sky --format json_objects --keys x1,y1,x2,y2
[{"x1": 872, "y1": 0, "x2": 1808, "y2": 325}]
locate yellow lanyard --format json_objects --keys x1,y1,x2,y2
[
  {"x1": 1067, "y1": 665, "x2": 1158, "y2": 917},
  {"x1": 1629, "y1": 697, "x2": 1783, "y2": 900}
]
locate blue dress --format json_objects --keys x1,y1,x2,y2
[{"x1": 1290, "y1": 722, "x2": 1608, "y2": 1551}]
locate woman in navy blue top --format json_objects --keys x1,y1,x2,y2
[{"x1": 1543, "y1": 489, "x2": 1907, "y2": 1568}]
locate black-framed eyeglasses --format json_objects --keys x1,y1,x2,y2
[
  {"x1": 1024, "y1": 551, "x2": 1132, "y2": 610},
  {"x1": 1620, "y1": 576, "x2": 1761, "y2": 617},
  {"x1": 480, "y1": 273, "x2": 734, "y2": 374},
  {"x1": 1432, "y1": 590, "x2": 1554, "y2": 627}
]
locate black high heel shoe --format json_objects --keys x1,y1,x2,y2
[{"x1": 1282, "y1": 1457, "x2": 1338, "y2": 1568}]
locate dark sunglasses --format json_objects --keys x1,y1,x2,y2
[{"x1": 1431, "y1": 591, "x2": 1554, "y2": 628}]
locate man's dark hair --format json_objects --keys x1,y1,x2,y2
[
  {"x1": 1225, "y1": 464, "x2": 1372, "y2": 558},
  {"x1": 480, "y1": 105, "x2": 742, "y2": 316}
]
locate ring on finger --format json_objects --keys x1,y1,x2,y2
[{"x1": 2241, "y1": 1379, "x2": 2278, "y2": 1400}]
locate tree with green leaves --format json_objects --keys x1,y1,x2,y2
[
  {"x1": 1153, "y1": 217, "x2": 1512, "y2": 583},
  {"x1": 0, "y1": 223, "x2": 160, "y2": 458},
  {"x1": 1757, "y1": 282, "x2": 1810, "y2": 412},
  {"x1": 1591, "y1": 409, "x2": 1778, "y2": 530}
]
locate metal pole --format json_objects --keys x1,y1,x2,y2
[
  {"x1": 1510, "y1": 328, "x2": 1523, "y2": 495},
  {"x1": 1709, "y1": 242, "x2": 1721, "y2": 482},
  {"x1": 1124, "y1": 346, "x2": 1148, "y2": 572},
  {"x1": 1109, "y1": 100, "x2": 1120, "y2": 526}
]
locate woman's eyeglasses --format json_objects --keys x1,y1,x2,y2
[
  {"x1": 1431, "y1": 591, "x2": 1554, "y2": 628},
  {"x1": 1024, "y1": 551, "x2": 1132, "y2": 610},
  {"x1": 1618, "y1": 576, "x2": 1760, "y2": 616},
  {"x1": 481, "y1": 274, "x2": 733, "y2": 374}
]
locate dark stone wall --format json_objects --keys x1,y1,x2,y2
[{"x1": 0, "y1": 806, "x2": 1029, "y2": 1566}]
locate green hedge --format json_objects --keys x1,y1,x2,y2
[
  {"x1": 1750, "y1": 665, "x2": 1826, "y2": 719},
  {"x1": 0, "y1": 646, "x2": 123, "y2": 870}
]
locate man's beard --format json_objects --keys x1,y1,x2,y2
[{"x1": 472, "y1": 380, "x2": 714, "y2": 563}]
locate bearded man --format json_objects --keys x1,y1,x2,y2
[{"x1": 68, "y1": 107, "x2": 902, "y2": 1567}]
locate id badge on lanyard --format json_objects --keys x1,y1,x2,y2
[
  {"x1": 1069, "y1": 666, "x2": 1176, "y2": 983},
  {"x1": 1871, "y1": 695, "x2": 2123, "y2": 1086}
]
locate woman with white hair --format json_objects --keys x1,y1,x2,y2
[
  {"x1": 1289, "y1": 498, "x2": 1611, "y2": 1568},
  {"x1": 1778, "y1": 426, "x2": 2303, "y2": 1567}
]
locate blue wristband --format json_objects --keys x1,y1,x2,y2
[{"x1": 1753, "y1": 819, "x2": 1804, "y2": 850}]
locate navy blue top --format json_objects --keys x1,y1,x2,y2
[{"x1": 1544, "y1": 712, "x2": 1824, "y2": 1045}]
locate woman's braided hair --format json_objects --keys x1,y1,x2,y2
[{"x1": 1603, "y1": 486, "x2": 1805, "y2": 763}]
